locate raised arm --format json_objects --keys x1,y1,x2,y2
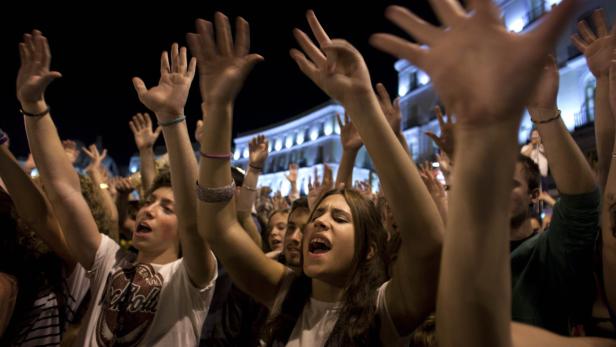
[
  {"x1": 572, "y1": 8, "x2": 615, "y2": 189},
  {"x1": 334, "y1": 113, "x2": 362, "y2": 188},
  {"x1": 527, "y1": 55, "x2": 596, "y2": 194},
  {"x1": 376, "y1": 82, "x2": 412, "y2": 157},
  {"x1": 237, "y1": 135, "x2": 269, "y2": 247},
  {"x1": 284, "y1": 163, "x2": 300, "y2": 202},
  {"x1": 133, "y1": 43, "x2": 215, "y2": 286},
  {"x1": 82, "y1": 144, "x2": 119, "y2": 242},
  {"x1": 425, "y1": 106, "x2": 455, "y2": 160},
  {"x1": 603, "y1": 48, "x2": 616, "y2": 320},
  {"x1": 18, "y1": 30, "x2": 101, "y2": 269},
  {"x1": 187, "y1": 13, "x2": 284, "y2": 306},
  {"x1": 129, "y1": 112, "x2": 161, "y2": 193},
  {"x1": 0, "y1": 144, "x2": 74, "y2": 268},
  {"x1": 291, "y1": 10, "x2": 444, "y2": 334},
  {"x1": 370, "y1": 0, "x2": 586, "y2": 346}
]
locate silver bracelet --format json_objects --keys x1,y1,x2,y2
[{"x1": 195, "y1": 180, "x2": 236, "y2": 203}]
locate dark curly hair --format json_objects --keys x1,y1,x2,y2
[{"x1": 263, "y1": 188, "x2": 388, "y2": 346}]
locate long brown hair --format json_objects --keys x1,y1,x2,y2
[{"x1": 263, "y1": 188, "x2": 388, "y2": 346}]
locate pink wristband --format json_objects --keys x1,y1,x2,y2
[{"x1": 199, "y1": 151, "x2": 232, "y2": 160}]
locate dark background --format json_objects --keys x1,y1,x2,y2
[{"x1": 0, "y1": 1, "x2": 437, "y2": 170}]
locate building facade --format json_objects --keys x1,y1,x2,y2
[{"x1": 123, "y1": 0, "x2": 613, "y2": 195}]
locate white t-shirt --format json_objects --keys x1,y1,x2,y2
[
  {"x1": 76, "y1": 234, "x2": 217, "y2": 346},
  {"x1": 521, "y1": 144, "x2": 548, "y2": 177},
  {"x1": 12, "y1": 264, "x2": 89, "y2": 347},
  {"x1": 270, "y1": 271, "x2": 409, "y2": 347}
]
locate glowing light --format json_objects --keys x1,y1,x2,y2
[
  {"x1": 417, "y1": 71, "x2": 430, "y2": 85},
  {"x1": 509, "y1": 18, "x2": 526, "y2": 33},
  {"x1": 545, "y1": 0, "x2": 560, "y2": 8},
  {"x1": 296, "y1": 131, "x2": 305, "y2": 145},
  {"x1": 285, "y1": 135, "x2": 293, "y2": 149},
  {"x1": 242, "y1": 147, "x2": 249, "y2": 159},
  {"x1": 30, "y1": 168, "x2": 40, "y2": 177},
  {"x1": 398, "y1": 83, "x2": 409, "y2": 97},
  {"x1": 129, "y1": 165, "x2": 137, "y2": 174},
  {"x1": 268, "y1": 141, "x2": 272, "y2": 152},
  {"x1": 275, "y1": 138, "x2": 283, "y2": 151},
  {"x1": 324, "y1": 121, "x2": 333, "y2": 136},
  {"x1": 233, "y1": 149, "x2": 240, "y2": 160},
  {"x1": 431, "y1": 162, "x2": 440, "y2": 168},
  {"x1": 334, "y1": 119, "x2": 341, "y2": 134},
  {"x1": 309, "y1": 127, "x2": 319, "y2": 141}
]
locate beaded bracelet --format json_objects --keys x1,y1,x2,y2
[{"x1": 195, "y1": 180, "x2": 236, "y2": 203}]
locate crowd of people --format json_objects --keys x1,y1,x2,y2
[{"x1": 1, "y1": 0, "x2": 616, "y2": 346}]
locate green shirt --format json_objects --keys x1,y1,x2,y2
[{"x1": 511, "y1": 189, "x2": 599, "y2": 335}]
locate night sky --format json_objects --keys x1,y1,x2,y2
[{"x1": 0, "y1": 1, "x2": 437, "y2": 172}]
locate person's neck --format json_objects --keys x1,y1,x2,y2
[
  {"x1": 510, "y1": 218, "x2": 534, "y2": 241},
  {"x1": 136, "y1": 247, "x2": 178, "y2": 265},
  {"x1": 311, "y1": 278, "x2": 345, "y2": 303}
]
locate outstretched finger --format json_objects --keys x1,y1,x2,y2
[
  {"x1": 336, "y1": 113, "x2": 344, "y2": 129},
  {"x1": 293, "y1": 28, "x2": 327, "y2": 67},
  {"x1": 434, "y1": 106, "x2": 445, "y2": 130},
  {"x1": 290, "y1": 48, "x2": 319, "y2": 81},
  {"x1": 132, "y1": 77, "x2": 149, "y2": 100},
  {"x1": 592, "y1": 9, "x2": 609, "y2": 37},
  {"x1": 235, "y1": 17, "x2": 251, "y2": 56},
  {"x1": 385, "y1": 5, "x2": 441, "y2": 45},
  {"x1": 215, "y1": 12, "x2": 234, "y2": 57},
  {"x1": 306, "y1": 10, "x2": 332, "y2": 47},
  {"x1": 576, "y1": 20, "x2": 597, "y2": 43},
  {"x1": 370, "y1": 33, "x2": 427, "y2": 70}
]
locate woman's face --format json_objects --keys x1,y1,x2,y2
[
  {"x1": 303, "y1": 194, "x2": 356, "y2": 285},
  {"x1": 267, "y1": 211, "x2": 288, "y2": 251}
]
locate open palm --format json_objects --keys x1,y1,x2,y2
[
  {"x1": 16, "y1": 30, "x2": 62, "y2": 104},
  {"x1": 133, "y1": 43, "x2": 195, "y2": 120},
  {"x1": 371, "y1": 0, "x2": 577, "y2": 124},
  {"x1": 187, "y1": 13, "x2": 263, "y2": 103}
]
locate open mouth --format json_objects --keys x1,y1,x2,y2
[
  {"x1": 271, "y1": 239, "x2": 282, "y2": 247},
  {"x1": 308, "y1": 237, "x2": 332, "y2": 254},
  {"x1": 135, "y1": 222, "x2": 152, "y2": 234}
]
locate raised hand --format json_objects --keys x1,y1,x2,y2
[
  {"x1": 425, "y1": 106, "x2": 455, "y2": 158},
  {"x1": 272, "y1": 191, "x2": 290, "y2": 210},
  {"x1": 133, "y1": 43, "x2": 196, "y2": 120},
  {"x1": 354, "y1": 179, "x2": 373, "y2": 200},
  {"x1": 62, "y1": 140, "x2": 79, "y2": 164},
  {"x1": 418, "y1": 161, "x2": 446, "y2": 198},
  {"x1": 610, "y1": 49, "x2": 616, "y2": 117},
  {"x1": 336, "y1": 113, "x2": 363, "y2": 151},
  {"x1": 572, "y1": 9, "x2": 616, "y2": 78},
  {"x1": 110, "y1": 176, "x2": 134, "y2": 196},
  {"x1": 248, "y1": 135, "x2": 269, "y2": 169},
  {"x1": 129, "y1": 112, "x2": 162, "y2": 150},
  {"x1": 527, "y1": 55, "x2": 559, "y2": 113},
  {"x1": 290, "y1": 10, "x2": 373, "y2": 105},
  {"x1": 187, "y1": 12, "x2": 263, "y2": 103},
  {"x1": 195, "y1": 120, "x2": 205, "y2": 144},
  {"x1": 285, "y1": 163, "x2": 299, "y2": 185},
  {"x1": 16, "y1": 30, "x2": 62, "y2": 105},
  {"x1": 371, "y1": 0, "x2": 578, "y2": 124},
  {"x1": 307, "y1": 163, "x2": 333, "y2": 209},
  {"x1": 375, "y1": 83, "x2": 402, "y2": 134},
  {"x1": 82, "y1": 144, "x2": 107, "y2": 173}
]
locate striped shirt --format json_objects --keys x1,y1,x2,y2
[{"x1": 11, "y1": 264, "x2": 89, "y2": 347}]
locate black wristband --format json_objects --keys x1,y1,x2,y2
[{"x1": 20, "y1": 106, "x2": 50, "y2": 117}]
